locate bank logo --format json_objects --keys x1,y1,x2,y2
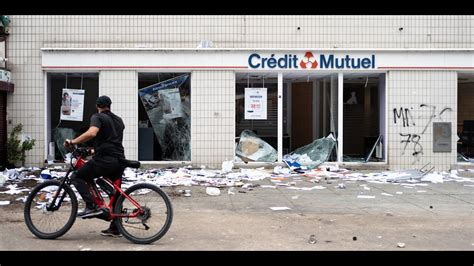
[{"x1": 299, "y1": 52, "x2": 318, "y2": 69}]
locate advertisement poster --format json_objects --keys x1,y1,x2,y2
[
  {"x1": 245, "y1": 87, "x2": 267, "y2": 120},
  {"x1": 138, "y1": 74, "x2": 190, "y2": 160},
  {"x1": 60, "y1": 88, "x2": 85, "y2": 121}
]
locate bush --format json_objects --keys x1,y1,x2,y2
[{"x1": 6, "y1": 124, "x2": 36, "y2": 167}]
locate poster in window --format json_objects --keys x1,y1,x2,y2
[
  {"x1": 138, "y1": 74, "x2": 190, "y2": 161},
  {"x1": 245, "y1": 87, "x2": 267, "y2": 120},
  {"x1": 60, "y1": 88, "x2": 85, "y2": 121}
]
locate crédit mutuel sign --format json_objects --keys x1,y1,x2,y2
[{"x1": 248, "y1": 52, "x2": 376, "y2": 70}]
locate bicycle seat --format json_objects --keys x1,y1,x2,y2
[{"x1": 120, "y1": 158, "x2": 141, "y2": 169}]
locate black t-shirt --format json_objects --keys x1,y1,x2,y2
[{"x1": 90, "y1": 110, "x2": 125, "y2": 158}]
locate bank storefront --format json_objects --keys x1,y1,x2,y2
[{"x1": 41, "y1": 48, "x2": 474, "y2": 170}]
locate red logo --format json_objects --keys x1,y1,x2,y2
[{"x1": 300, "y1": 52, "x2": 318, "y2": 69}]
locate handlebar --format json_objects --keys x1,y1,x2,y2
[{"x1": 65, "y1": 143, "x2": 94, "y2": 158}]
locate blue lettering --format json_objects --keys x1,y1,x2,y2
[
  {"x1": 292, "y1": 55, "x2": 299, "y2": 68},
  {"x1": 278, "y1": 55, "x2": 288, "y2": 68},
  {"x1": 248, "y1": 53, "x2": 261, "y2": 68},
  {"x1": 320, "y1": 54, "x2": 334, "y2": 69},
  {"x1": 267, "y1": 54, "x2": 277, "y2": 68},
  {"x1": 361, "y1": 58, "x2": 371, "y2": 68}
]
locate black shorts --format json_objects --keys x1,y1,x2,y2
[{"x1": 75, "y1": 155, "x2": 123, "y2": 181}]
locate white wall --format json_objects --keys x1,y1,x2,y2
[
  {"x1": 387, "y1": 71, "x2": 457, "y2": 171},
  {"x1": 191, "y1": 71, "x2": 235, "y2": 168}
]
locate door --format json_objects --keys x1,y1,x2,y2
[{"x1": 291, "y1": 82, "x2": 313, "y2": 151}]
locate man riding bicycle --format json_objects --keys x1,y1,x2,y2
[{"x1": 64, "y1": 95, "x2": 125, "y2": 238}]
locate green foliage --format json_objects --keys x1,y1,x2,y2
[{"x1": 6, "y1": 124, "x2": 36, "y2": 166}]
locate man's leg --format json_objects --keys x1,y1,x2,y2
[
  {"x1": 101, "y1": 167, "x2": 123, "y2": 237},
  {"x1": 70, "y1": 161, "x2": 103, "y2": 217}
]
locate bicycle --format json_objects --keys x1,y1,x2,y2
[{"x1": 24, "y1": 145, "x2": 173, "y2": 244}]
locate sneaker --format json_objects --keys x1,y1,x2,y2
[
  {"x1": 100, "y1": 228, "x2": 122, "y2": 238},
  {"x1": 77, "y1": 207, "x2": 103, "y2": 218}
]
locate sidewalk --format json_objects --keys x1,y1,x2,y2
[{"x1": 0, "y1": 170, "x2": 473, "y2": 250}]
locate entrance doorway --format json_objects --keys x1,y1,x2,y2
[{"x1": 457, "y1": 73, "x2": 474, "y2": 162}]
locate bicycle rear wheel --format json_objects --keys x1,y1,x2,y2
[
  {"x1": 114, "y1": 183, "x2": 173, "y2": 244},
  {"x1": 24, "y1": 180, "x2": 78, "y2": 239}
]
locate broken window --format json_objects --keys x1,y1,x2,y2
[
  {"x1": 283, "y1": 74, "x2": 339, "y2": 162},
  {"x1": 47, "y1": 73, "x2": 99, "y2": 161},
  {"x1": 235, "y1": 74, "x2": 278, "y2": 162},
  {"x1": 138, "y1": 73, "x2": 191, "y2": 161},
  {"x1": 458, "y1": 73, "x2": 474, "y2": 162},
  {"x1": 342, "y1": 73, "x2": 385, "y2": 162}
]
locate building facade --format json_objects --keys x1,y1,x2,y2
[{"x1": 3, "y1": 16, "x2": 474, "y2": 170}]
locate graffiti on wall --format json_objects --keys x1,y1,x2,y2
[{"x1": 393, "y1": 104, "x2": 452, "y2": 162}]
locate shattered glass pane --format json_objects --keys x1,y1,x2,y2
[
  {"x1": 138, "y1": 74, "x2": 191, "y2": 161},
  {"x1": 284, "y1": 136, "x2": 336, "y2": 168},
  {"x1": 235, "y1": 129, "x2": 277, "y2": 162},
  {"x1": 53, "y1": 127, "x2": 76, "y2": 159}
]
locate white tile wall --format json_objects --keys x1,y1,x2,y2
[
  {"x1": 191, "y1": 71, "x2": 235, "y2": 168},
  {"x1": 387, "y1": 71, "x2": 457, "y2": 171},
  {"x1": 99, "y1": 71, "x2": 138, "y2": 160},
  {"x1": 4, "y1": 15, "x2": 473, "y2": 166}
]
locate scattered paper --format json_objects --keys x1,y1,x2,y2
[
  {"x1": 357, "y1": 195, "x2": 375, "y2": 199},
  {"x1": 270, "y1": 207, "x2": 291, "y2": 211}
]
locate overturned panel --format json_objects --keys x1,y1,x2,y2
[
  {"x1": 235, "y1": 129, "x2": 277, "y2": 162},
  {"x1": 284, "y1": 135, "x2": 336, "y2": 168}
]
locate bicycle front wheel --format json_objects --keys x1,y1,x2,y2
[
  {"x1": 24, "y1": 180, "x2": 78, "y2": 239},
  {"x1": 114, "y1": 183, "x2": 173, "y2": 244}
]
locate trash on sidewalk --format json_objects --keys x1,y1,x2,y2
[
  {"x1": 270, "y1": 206, "x2": 291, "y2": 211},
  {"x1": 308, "y1": 235, "x2": 317, "y2": 244},
  {"x1": 0, "y1": 200, "x2": 10, "y2": 206},
  {"x1": 286, "y1": 185, "x2": 326, "y2": 191},
  {"x1": 235, "y1": 130, "x2": 277, "y2": 162},
  {"x1": 273, "y1": 165, "x2": 291, "y2": 175},
  {"x1": 337, "y1": 183, "x2": 346, "y2": 189},
  {"x1": 261, "y1": 185, "x2": 277, "y2": 189},
  {"x1": 421, "y1": 172, "x2": 444, "y2": 183},
  {"x1": 221, "y1": 160, "x2": 234, "y2": 173},
  {"x1": 381, "y1": 192, "x2": 393, "y2": 197},
  {"x1": 357, "y1": 195, "x2": 375, "y2": 199},
  {"x1": 40, "y1": 169, "x2": 52, "y2": 179},
  {"x1": 228, "y1": 187, "x2": 235, "y2": 195},
  {"x1": 206, "y1": 187, "x2": 221, "y2": 196},
  {"x1": 0, "y1": 184, "x2": 30, "y2": 195},
  {"x1": 0, "y1": 173, "x2": 6, "y2": 187},
  {"x1": 397, "y1": 242, "x2": 406, "y2": 248}
]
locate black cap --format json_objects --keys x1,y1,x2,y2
[{"x1": 96, "y1": 95, "x2": 112, "y2": 106}]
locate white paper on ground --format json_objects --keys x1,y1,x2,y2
[
  {"x1": 421, "y1": 173, "x2": 444, "y2": 183},
  {"x1": 357, "y1": 195, "x2": 376, "y2": 199},
  {"x1": 381, "y1": 193, "x2": 393, "y2": 196},
  {"x1": 0, "y1": 200, "x2": 10, "y2": 205},
  {"x1": 270, "y1": 207, "x2": 291, "y2": 211}
]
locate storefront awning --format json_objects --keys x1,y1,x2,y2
[{"x1": 0, "y1": 81, "x2": 14, "y2": 92}]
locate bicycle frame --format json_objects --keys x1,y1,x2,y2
[{"x1": 48, "y1": 146, "x2": 145, "y2": 220}]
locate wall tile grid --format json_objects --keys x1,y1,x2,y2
[
  {"x1": 387, "y1": 71, "x2": 457, "y2": 171},
  {"x1": 4, "y1": 15, "x2": 473, "y2": 166},
  {"x1": 191, "y1": 71, "x2": 235, "y2": 168}
]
